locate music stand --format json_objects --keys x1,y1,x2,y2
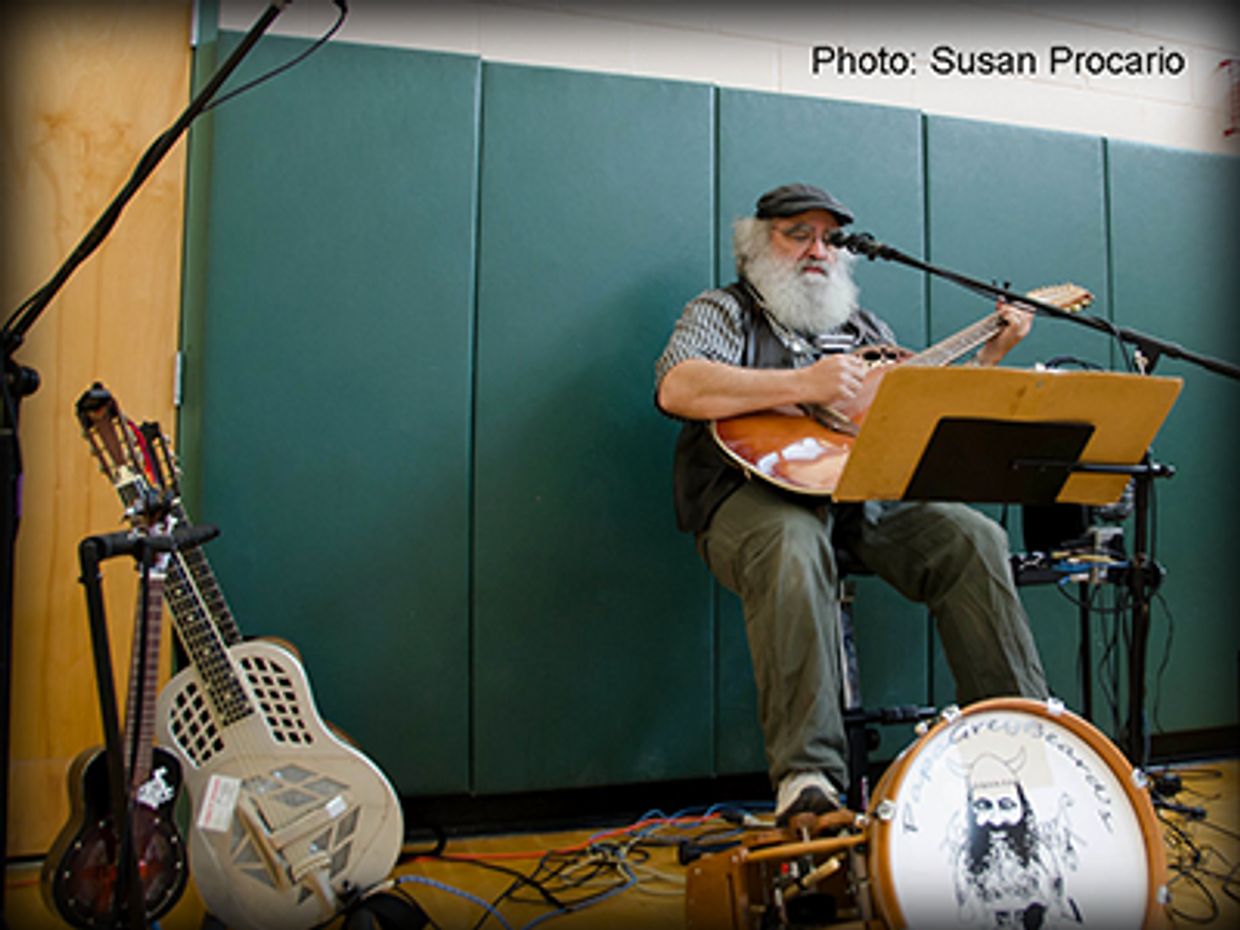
[{"x1": 833, "y1": 365, "x2": 1182, "y2": 764}]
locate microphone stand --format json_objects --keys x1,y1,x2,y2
[
  {"x1": 831, "y1": 229, "x2": 1240, "y2": 769},
  {"x1": 0, "y1": 0, "x2": 290, "y2": 907}
]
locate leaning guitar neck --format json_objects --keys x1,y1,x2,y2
[
  {"x1": 161, "y1": 572, "x2": 254, "y2": 728},
  {"x1": 135, "y1": 422, "x2": 245, "y2": 647},
  {"x1": 123, "y1": 560, "x2": 167, "y2": 788}
]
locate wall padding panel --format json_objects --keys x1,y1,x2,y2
[
  {"x1": 923, "y1": 116, "x2": 1113, "y2": 714},
  {"x1": 185, "y1": 34, "x2": 1240, "y2": 801},
  {"x1": 1107, "y1": 141, "x2": 1240, "y2": 735},
  {"x1": 185, "y1": 35, "x2": 481, "y2": 794},
  {"x1": 471, "y1": 64, "x2": 715, "y2": 793}
]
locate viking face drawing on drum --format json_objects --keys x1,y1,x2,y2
[
  {"x1": 948, "y1": 749, "x2": 1083, "y2": 928},
  {"x1": 871, "y1": 702, "x2": 1164, "y2": 930}
]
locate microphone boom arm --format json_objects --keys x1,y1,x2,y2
[{"x1": 827, "y1": 229, "x2": 1240, "y2": 381}]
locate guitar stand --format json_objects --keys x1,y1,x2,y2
[
  {"x1": 79, "y1": 532, "x2": 160, "y2": 929},
  {"x1": 77, "y1": 523, "x2": 217, "y2": 929}
]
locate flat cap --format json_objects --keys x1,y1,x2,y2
[{"x1": 754, "y1": 182, "x2": 854, "y2": 225}]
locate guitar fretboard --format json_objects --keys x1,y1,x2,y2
[
  {"x1": 163, "y1": 562, "x2": 254, "y2": 728},
  {"x1": 123, "y1": 560, "x2": 166, "y2": 787},
  {"x1": 83, "y1": 397, "x2": 255, "y2": 730},
  {"x1": 907, "y1": 312, "x2": 1005, "y2": 368},
  {"x1": 906, "y1": 284, "x2": 1090, "y2": 369},
  {"x1": 171, "y1": 502, "x2": 243, "y2": 646}
]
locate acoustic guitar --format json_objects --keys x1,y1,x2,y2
[
  {"x1": 710, "y1": 284, "x2": 1093, "y2": 496},
  {"x1": 41, "y1": 529, "x2": 188, "y2": 927},
  {"x1": 75, "y1": 385, "x2": 404, "y2": 930}
]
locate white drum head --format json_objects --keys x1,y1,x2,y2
[{"x1": 868, "y1": 698, "x2": 1166, "y2": 929}]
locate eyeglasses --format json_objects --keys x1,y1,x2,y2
[{"x1": 774, "y1": 223, "x2": 840, "y2": 249}]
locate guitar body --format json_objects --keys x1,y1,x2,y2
[
  {"x1": 711, "y1": 362, "x2": 886, "y2": 497},
  {"x1": 41, "y1": 745, "x2": 187, "y2": 927},
  {"x1": 156, "y1": 639, "x2": 402, "y2": 930},
  {"x1": 712, "y1": 411, "x2": 857, "y2": 497}
]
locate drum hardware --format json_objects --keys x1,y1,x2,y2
[
  {"x1": 684, "y1": 810, "x2": 868, "y2": 930},
  {"x1": 685, "y1": 698, "x2": 1170, "y2": 929}
]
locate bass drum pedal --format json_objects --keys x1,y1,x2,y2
[{"x1": 684, "y1": 809, "x2": 875, "y2": 930}]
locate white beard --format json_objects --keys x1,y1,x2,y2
[{"x1": 743, "y1": 239, "x2": 859, "y2": 335}]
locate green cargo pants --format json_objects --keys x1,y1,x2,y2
[{"x1": 698, "y1": 481, "x2": 1049, "y2": 790}]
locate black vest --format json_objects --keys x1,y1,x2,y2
[
  {"x1": 669, "y1": 281, "x2": 890, "y2": 534},
  {"x1": 670, "y1": 282, "x2": 813, "y2": 533}
]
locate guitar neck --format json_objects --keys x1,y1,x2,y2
[
  {"x1": 171, "y1": 503, "x2": 243, "y2": 646},
  {"x1": 78, "y1": 389, "x2": 254, "y2": 727},
  {"x1": 123, "y1": 562, "x2": 167, "y2": 787},
  {"x1": 906, "y1": 311, "x2": 1005, "y2": 368},
  {"x1": 163, "y1": 564, "x2": 255, "y2": 727}
]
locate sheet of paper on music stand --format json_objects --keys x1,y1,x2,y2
[{"x1": 831, "y1": 367, "x2": 1182, "y2": 504}]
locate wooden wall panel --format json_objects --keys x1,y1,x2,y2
[{"x1": 2, "y1": 2, "x2": 191, "y2": 855}]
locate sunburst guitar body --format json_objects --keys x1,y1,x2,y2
[{"x1": 41, "y1": 738, "x2": 187, "y2": 926}]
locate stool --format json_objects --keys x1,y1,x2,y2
[{"x1": 835, "y1": 545, "x2": 937, "y2": 812}]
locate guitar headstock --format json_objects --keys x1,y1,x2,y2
[
  {"x1": 1024, "y1": 282, "x2": 1094, "y2": 313},
  {"x1": 76, "y1": 382, "x2": 179, "y2": 530}
]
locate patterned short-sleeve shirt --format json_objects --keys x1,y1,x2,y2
[{"x1": 654, "y1": 283, "x2": 898, "y2": 394}]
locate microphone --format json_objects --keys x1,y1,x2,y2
[{"x1": 827, "y1": 229, "x2": 890, "y2": 259}]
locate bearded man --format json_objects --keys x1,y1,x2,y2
[
  {"x1": 952, "y1": 754, "x2": 1081, "y2": 927},
  {"x1": 654, "y1": 183, "x2": 1049, "y2": 822}
]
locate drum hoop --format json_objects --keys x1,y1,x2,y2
[{"x1": 867, "y1": 697, "x2": 1168, "y2": 929}]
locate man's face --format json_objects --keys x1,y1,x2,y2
[
  {"x1": 971, "y1": 782, "x2": 1023, "y2": 830},
  {"x1": 767, "y1": 209, "x2": 843, "y2": 276}
]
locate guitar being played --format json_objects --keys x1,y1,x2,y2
[
  {"x1": 658, "y1": 204, "x2": 1085, "y2": 498},
  {"x1": 708, "y1": 281, "x2": 1090, "y2": 496}
]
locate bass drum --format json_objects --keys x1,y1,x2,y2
[{"x1": 865, "y1": 697, "x2": 1167, "y2": 929}]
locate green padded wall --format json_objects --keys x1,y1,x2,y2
[
  {"x1": 183, "y1": 31, "x2": 1239, "y2": 802},
  {"x1": 183, "y1": 35, "x2": 481, "y2": 794},
  {"x1": 715, "y1": 89, "x2": 929, "y2": 773},
  {"x1": 471, "y1": 64, "x2": 714, "y2": 793},
  {"x1": 923, "y1": 116, "x2": 1113, "y2": 717},
  {"x1": 1108, "y1": 141, "x2": 1240, "y2": 735}
]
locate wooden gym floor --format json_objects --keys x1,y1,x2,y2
[{"x1": 6, "y1": 757, "x2": 1237, "y2": 929}]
